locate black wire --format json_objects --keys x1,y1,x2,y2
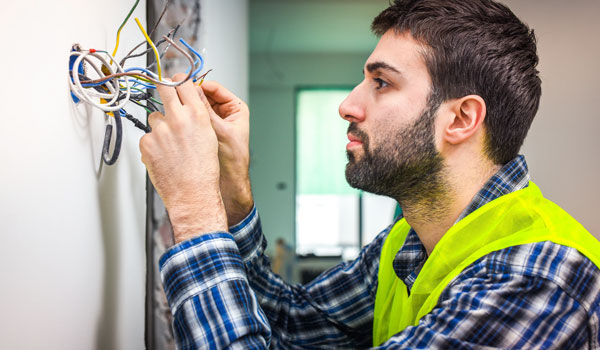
[
  {"x1": 145, "y1": 99, "x2": 159, "y2": 112},
  {"x1": 130, "y1": 99, "x2": 158, "y2": 113},
  {"x1": 102, "y1": 112, "x2": 123, "y2": 166},
  {"x1": 123, "y1": 112, "x2": 151, "y2": 133}
]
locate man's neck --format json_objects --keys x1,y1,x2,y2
[{"x1": 401, "y1": 160, "x2": 501, "y2": 256}]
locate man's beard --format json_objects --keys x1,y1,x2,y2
[{"x1": 345, "y1": 96, "x2": 448, "y2": 208}]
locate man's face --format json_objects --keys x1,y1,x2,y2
[{"x1": 339, "y1": 31, "x2": 446, "y2": 202}]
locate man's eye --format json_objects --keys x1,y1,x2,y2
[{"x1": 374, "y1": 78, "x2": 389, "y2": 90}]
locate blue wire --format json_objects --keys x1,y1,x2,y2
[
  {"x1": 125, "y1": 67, "x2": 157, "y2": 77},
  {"x1": 81, "y1": 41, "x2": 205, "y2": 90},
  {"x1": 178, "y1": 38, "x2": 204, "y2": 78},
  {"x1": 185, "y1": 58, "x2": 200, "y2": 75},
  {"x1": 82, "y1": 80, "x2": 113, "y2": 88},
  {"x1": 121, "y1": 79, "x2": 156, "y2": 90}
]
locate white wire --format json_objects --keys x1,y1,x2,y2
[
  {"x1": 73, "y1": 51, "x2": 130, "y2": 111},
  {"x1": 69, "y1": 51, "x2": 131, "y2": 112}
]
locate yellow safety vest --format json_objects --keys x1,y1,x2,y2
[{"x1": 373, "y1": 182, "x2": 600, "y2": 346}]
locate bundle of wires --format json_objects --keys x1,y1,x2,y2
[{"x1": 68, "y1": 0, "x2": 211, "y2": 165}]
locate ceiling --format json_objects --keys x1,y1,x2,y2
[{"x1": 250, "y1": 0, "x2": 390, "y2": 54}]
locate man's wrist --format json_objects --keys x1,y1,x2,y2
[
  {"x1": 167, "y1": 192, "x2": 228, "y2": 244},
  {"x1": 221, "y1": 176, "x2": 254, "y2": 226}
]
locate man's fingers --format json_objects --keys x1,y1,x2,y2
[
  {"x1": 147, "y1": 111, "x2": 165, "y2": 130},
  {"x1": 173, "y1": 73, "x2": 205, "y2": 117},
  {"x1": 197, "y1": 86, "x2": 226, "y2": 132},
  {"x1": 197, "y1": 87, "x2": 217, "y2": 117},
  {"x1": 200, "y1": 80, "x2": 237, "y2": 105},
  {"x1": 156, "y1": 78, "x2": 181, "y2": 115}
]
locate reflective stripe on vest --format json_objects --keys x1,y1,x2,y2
[{"x1": 372, "y1": 182, "x2": 600, "y2": 346}]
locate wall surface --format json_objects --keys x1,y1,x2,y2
[
  {"x1": 0, "y1": 1, "x2": 250, "y2": 349},
  {"x1": 0, "y1": 1, "x2": 148, "y2": 349},
  {"x1": 506, "y1": 0, "x2": 600, "y2": 238},
  {"x1": 201, "y1": 0, "x2": 249, "y2": 102}
]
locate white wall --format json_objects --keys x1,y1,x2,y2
[
  {"x1": 0, "y1": 1, "x2": 249, "y2": 348},
  {"x1": 0, "y1": 1, "x2": 148, "y2": 349},
  {"x1": 201, "y1": 0, "x2": 249, "y2": 102}
]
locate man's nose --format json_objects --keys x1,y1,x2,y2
[{"x1": 339, "y1": 84, "x2": 366, "y2": 123}]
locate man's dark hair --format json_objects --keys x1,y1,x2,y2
[{"x1": 372, "y1": 0, "x2": 541, "y2": 165}]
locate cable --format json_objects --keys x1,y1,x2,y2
[
  {"x1": 149, "y1": 0, "x2": 172, "y2": 37},
  {"x1": 111, "y1": 0, "x2": 141, "y2": 62},
  {"x1": 69, "y1": 51, "x2": 131, "y2": 112},
  {"x1": 102, "y1": 111, "x2": 123, "y2": 165},
  {"x1": 179, "y1": 38, "x2": 204, "y2": 78},
  {"x1": 134, "y1": 18, "x2": 162, "y2": 81},
  {"x1": 119, "y1": 0, "x2": 174, "y2": 67},
  {"x1": 120, "y1": 25, "x2": 179, "y2": 68},
  {"x1": 194, "y1": 69, "x2": 213, "y2": 85},
  {"x1": 130, "y1": 99, "x2": 154, "y2": 113},
  {"x1": 121, "y1": 109, "x2": 151, "y2": 133},
  {"x1": 80, "y1": 36, "x2": 194, "y2": 87},
  {"x1": 68, "y1": 0, "x2": 210, "y2": 165}
]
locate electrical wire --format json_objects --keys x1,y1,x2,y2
[
  {"x1": 69, "y1": 51, "x2": 131, "y2": 112},
  {"x1": 80, "y1": 35, "x2": 194, "y2": 87},
  {"x1": 102, "y1": 111, "x2": 123, "y2": 165},
  {"x1": 68, "y1": 0, "x2": 210, "y2": 165},
  {"x1": 119, "y1": 0, "x2": 174, "y2": 67},
  {"x1": 179, "y1": 38, "x2": 204, "y2": 78},
  {"x1": 130, "y1": 99, "x2": 154, "y2": 113},
  {"x1": 111, "y1": 0, "x2": 141, "y2": 63},
  {"x1": 134, "y1": 18, "x2": 162, "y2": 81},
  {"x1": 120, "y1": 109, "x2": 151, "y2": 133},
  {"x1": 195, "y1": 69, "x2": 212, "y2": 85}
]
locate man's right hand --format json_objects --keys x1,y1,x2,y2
[{"x1": 197, "y1": 81, "x2": 254, "y2": 226}]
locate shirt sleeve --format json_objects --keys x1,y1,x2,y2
[
  {"x1": 159, "y1": 232, "x2": 272, "y2": 350},
  {"x1": 223, "y1": 206, "x2": 390, "y2": 348}
]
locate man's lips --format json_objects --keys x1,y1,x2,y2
[{"x1": 347, "y1": 134, "x2": 363, "y2": 150}]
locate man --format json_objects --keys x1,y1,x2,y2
[{"x1": 140, "y1": 0, "x2": 600, "y2": 348}]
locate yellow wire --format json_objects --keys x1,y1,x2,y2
[
  {"x1": 134, "y1": 18, "x2": 162, "y2": 81},
  {"x1": 111, "y1": 30, "x2": 123, "y2": 63}
]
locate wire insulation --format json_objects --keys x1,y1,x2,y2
[
  {"x1": 134, "y1": 18, "x2": 162, "y2": 81},
  {"x1": 111, "y1": 0, "x2": 141, "y2": 62}
]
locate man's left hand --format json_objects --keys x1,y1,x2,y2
[{"x1": 139, "y1": 73, "x2": 228, "y2": 244}]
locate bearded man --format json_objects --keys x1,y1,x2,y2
[{"x1": 140, "y1": 0, "x2": 600, "y2": 348}]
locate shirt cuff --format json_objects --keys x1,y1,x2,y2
[
  {"x1": 227, "y1": 205, "x2": 264, "y2": 261},
  {"x1": 159, "y1": 232, "x2": 248, "y2": 312}
]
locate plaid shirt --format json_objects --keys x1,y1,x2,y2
[{"x1": 160, "y1": 155, "x2": 600, "y2": 349}]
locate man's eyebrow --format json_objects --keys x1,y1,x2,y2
[{"x1": 364, "y1": 61, "x2": 402, "y2": 75}]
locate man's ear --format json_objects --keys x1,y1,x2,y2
[{"x1": 443, "y1": 95, "x2": 486, "y2": 145}]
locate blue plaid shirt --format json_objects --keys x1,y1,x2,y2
[{"x1": 159, "y1": 155, "x2": 600, "y2": 349}]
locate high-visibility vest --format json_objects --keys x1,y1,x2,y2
[{"x1": 373, "y1": 182, "x2": 600, "y2": 346}]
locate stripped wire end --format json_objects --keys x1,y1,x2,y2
[{"x1": 196, "y1": 69, "x2": 213, "y2": 85}]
